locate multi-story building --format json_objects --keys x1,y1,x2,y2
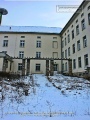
[
  {"x1": 0, "y1": 0, "x2": 90, "y2": 76},
  {"x1": 0, "y1": 26, "x2": 62, "y2": 75},
  {"x1": 60, "y1": 0, "x2": 90, "y2": 76}
]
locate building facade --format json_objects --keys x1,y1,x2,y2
[
  {"x1": 0, "y1": 26, "x2": 62, "y2": 75},
  {"x1": 0, "y1": 0, "x2": 90, "y2": 75},
  {"x1": 60, "y1": 0, "x2": 90, "y2": 76}
]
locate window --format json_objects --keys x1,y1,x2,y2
[
  {"x1": 54, "y1": 64, "x2": 58, "y2": 71},
  {"x1": 76, "y1": 25, "x2": 79, "y2": 35},
  {"x1": 62, "y1": 51, "x2": 64, "y2": 58},
  {"x1": 19, "y1": 51, "x2": 24, "y2": 58},
  {"x1": 65, "y1": 62, "x2": 67, "y2": 71},
  {"x1": 83, "y1": 35, "x2": 87, "y2": 48},
  {"x1": 67, "y1": 30, "x2": 69, "y2": 33},
  {"x1": 20, "y1": 40, "x2": 25, "y2": 47},
  {"x1": 53, "y1": 37, "x2": 57, "y2": 39},
  {"x1": 73, "y1": 59, "x2": 76, "y2": 69},
  {"x1": 37, "y1": 41, "x2": 41, "y2": 48},
  {"x1": 62, "y1": 64, "x2": 64, "y2": 71},
  {"x1": 72, "y1": 30, "x2": 74, "y2": 39},
  {"x1": 88, "y1": 13, "x2": 90, "y2": 25},
  {"x1": 65, "y1": 49, "x2": 67, "y2": 58},
  {"x1": 53, "y1": 41, "x2": 58, "y2": 48},
  {"x1": 21, "y1": 36, "x2": 25, "y2": 38},
  {"x1": 53, "y1": 52, "x2": 58, "y2": 58},
  {"x1": 81, "y1": 13, "x2": 84, "y2": 17},
  {"x1": 36, "y1": 64, "x2": 40, "y2": 71},
  {"x1": 77, "y1": 40, "x2": 81, "y2": 51},
  {"x1": 72, "y1": 44, "x2": 75, "y2": 54},
  {"x1": 62, "y1": 41, "x2": 64, "y2": 48},
  {"x1": 78, "y1": 57, "x2": 82, "y2": 68},
  {"x1": 4, "y1": 36, "x2": 8, "y2": 38},
  {"x1": 65, "y1": 38, "x2": 67, "y2": 46},
  {"x1": 88, "y1": 6, "x2": 90, "y2": 10},
  {"x1": 84, "y1": 54, "x2": 88, "y2": 66},
  {"x1": 81, "y1": 19, "x2": 85, "y2": 30},
  {"x1": 36, "y1": 52, "x2": 41, "y2": 58},
  {"x1": 6, "y1": 60, "x2": 8, "y2": 68},
  {"x1": 71, "y1": 25, "x2": 73, "y2": 28},
  {"x1": 37, "y1": 36, "x2": 41, "y2": 39},
  {"x1": 3, "y1": 40, "x2": 8, "y2": 47},
  {"x1": 67, "y1": 34, "x2": 70, "y2": 43},
  {"x1": 76, "y1": 19, "x2": 78, "y2": 23},
  {"x1": 18, "y1": 63, "x2": 22, "y2": 70},
  {"x1": 68, "y1": 47, "x2": 70, "y2": 56},
  {"x1": 2, "y1": 51, "x2": 7, "y2": 54}
]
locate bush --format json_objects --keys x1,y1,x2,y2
[
  {"x1": 83, "y1": 75, "x2": 90, "y2": 81},
  {"x1": 0, "y1": 72, "x2": 20, "y2": 79}
]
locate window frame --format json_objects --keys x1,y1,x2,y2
[
  {"x1": 73, "y1": 59, "x2": 76, "y2": 69},
  {"x1": 20, "y1": 40, "x2": 25, "y2": 48},
  {"x1": 83, "y1": 35, "x2": 87, "y2": 48},
  {"x1": 36, "y1": 52, "x2": 41, "y2": 58},
  {"x1": 36, "y1": 41, "x2": 41, "y2": 48},
  {"x1": 18, "y1": 63, "x2": 22, "y2": 70},
  {"x1": 72, "y1": 43, "x2": 75, "y2": 54},
  {"x1": 81, "y1": 19, "x2": 85, "y2": 30},
  {"x1": 84, "y1": 54, "x2": 88, "y2": 66},
  {"x1": 72, "y1": 30, "x2": 74, "y2": 39},
  {"x1": 36, "y1": 64, "x2": 41, "y2": 71},
  {"x1": 19, "y1": 51, "x2": 24, "y2": 58},
  {"x1": 3, "y1": 40, "x2": 8, "y2": 47},
  {"x1": 78, "y1": 57, "x2": 82, "y2": 68},
  {"x1": 77, "y1": 40, "x2": 81, "y2": 51}
]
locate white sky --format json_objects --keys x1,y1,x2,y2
[{"x1": 0, "y1": 0, "x2": 84, "y2": 28}]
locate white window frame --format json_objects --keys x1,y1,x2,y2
[
  {"x1": 36, "y1": 52, "x2": 41, "y2": 58},
  {"x1": 3, "y1": 40, "x2": 8, "y2": 47},
  {"x1": 81, "y1": 19, "x2": 85, "y2": 30},
  {"x1": 76, "y1": 25, "x2": 79, "y2": 35},
  {"x1": 77, "y1": 40, "x2": 81, "y2": 51},
  {"x1": 19, "y1": 51, "x2": 24, "y2": 58},
  {"x1": 78, "y1": 57, "x2": 82, "y2": 68},
  {"x1": 84, "y1": 54, "x2": 88, "y2": 66},
  {"x1": 68, "y1": 47, "x2": 70, "y2": 56},
  {"x1": 73, "y1": 59, "x2": 76, "y2": 69},
  {"x1": 72, "y1": 44, "x2": 75, "y2": 54},
  {"x1": 83, "y1": 36, "x2": 87, "y2": 48},
  {"x1": 20, "y1": 40, "x2": 25, "y2": 47}
]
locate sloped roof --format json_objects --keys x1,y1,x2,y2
[{"x1": 0, "y1": 26, "x2": 62, "y2": 34}]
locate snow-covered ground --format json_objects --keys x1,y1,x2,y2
[{"x1": 0, "y1": 74, "x2": 90, "y2": 120}]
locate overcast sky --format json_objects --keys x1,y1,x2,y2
[{"x1": 0, "y1": 0, "x2": 83, "y2": 28}]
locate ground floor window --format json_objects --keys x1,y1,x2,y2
[
  {"x1": 73, "y1": 59, "x2": 76, "y2": 69},
  {"x1": 36, "y1": 64, "x2": 41, "y2": 71},
  {"x1": 18, "y1": 63, "x2": 22, "y2": 70},
  {"x1": 65, "y1": 62, "x2": 67, "y2": 71},
  {"x1": 62, "y1": 63, "x2": 64, "y2": 72},
  {"x1": 84, "y1": 54, "x2": 88, "y2": 66},
  {"x1": 54, "y1": 64, "x2": 58, "y2": 71},
  {"x1": 78, "y1": 57, "x2": 82, "y2": 68}
]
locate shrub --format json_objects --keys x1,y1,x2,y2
[{"x1": 0, "y1": 72, "x2": 20, "y2": 79}]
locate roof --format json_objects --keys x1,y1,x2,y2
[
  {"x1": 0, "y1": 26, "x2": 62, "y2": 34},
  {"x1": 60, "y1": 0, "x2": 88, "y2": 35}
]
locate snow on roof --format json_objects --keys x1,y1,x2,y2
[{"x1": 0, "y1": 26, "x2": 62, "y2": 34}]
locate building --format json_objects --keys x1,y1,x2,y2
[
  {"x1": 0, "y1": 0, "x2": 90, "y2": 76},
  {"x1": 0, "y1": 26, "x2": 62, "y2": 75},
  {"x1": 60, "y1": 0, "x2": 90, "y2": 76}
]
